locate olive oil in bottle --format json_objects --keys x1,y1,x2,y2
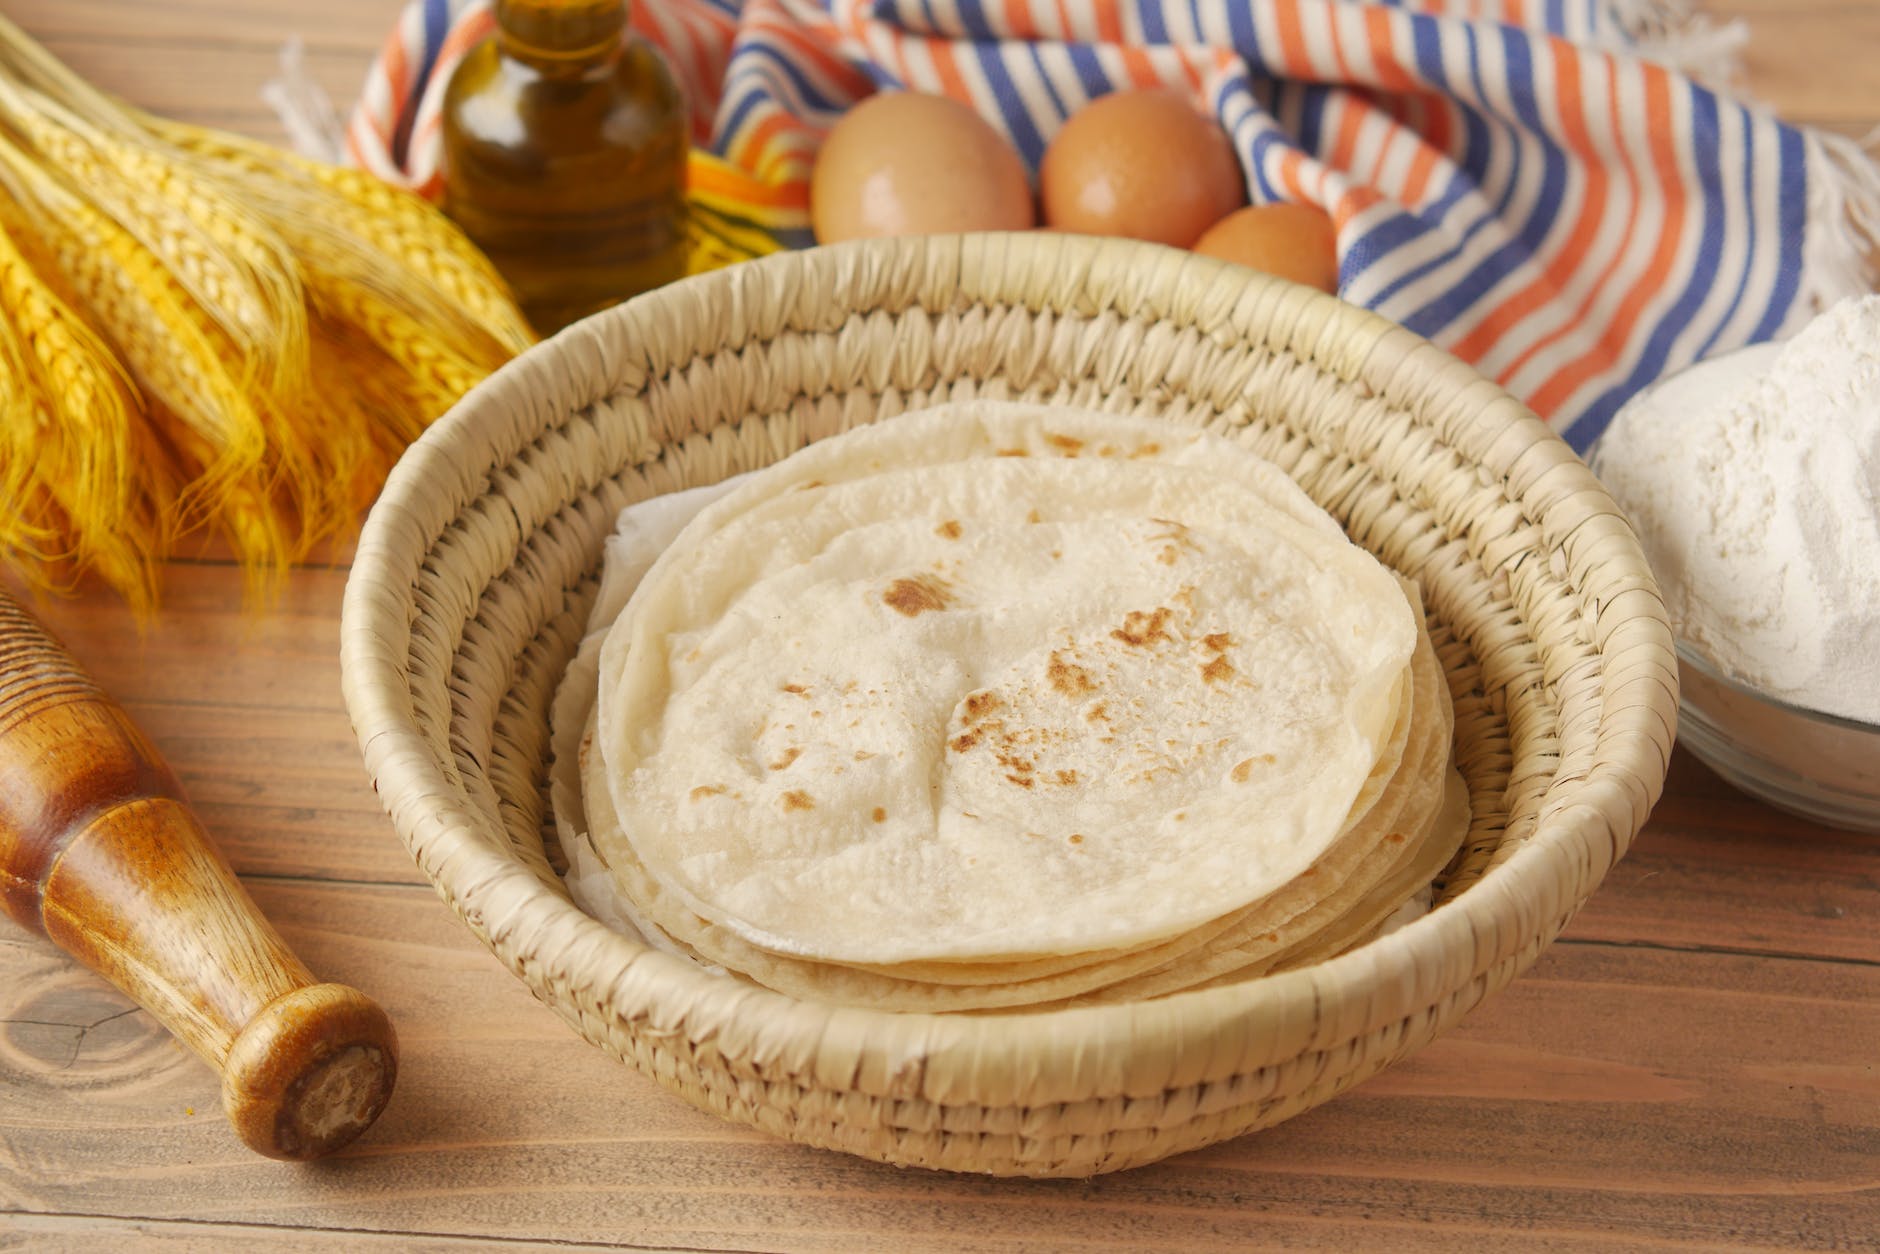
[{"x1": 441, "y1": 0, "x2": 688, "y2": 335}]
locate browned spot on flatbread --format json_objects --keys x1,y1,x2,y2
[
  {"x1": 1130, "y1": 442, "x2": 1162, "y2": 459},
  {"x1": 1044, "y1": 432, "x2": 1084, "y2": 456},
  {"x1": 883, "y1": 574, "x2": 952, "y2": 617},
  {"x1": 872, "y1": 807, "x2": 887, "y2": 823},
  {"x1": 769, "y1": 747, "x2": 802, "y2": 771},
  {"x1": 1048, "y1": 650, "x2": 1097, "y2": 696},
  {"x1": 1200, "y1": 655, "x2": 1236, "y2": 684},
  {"x1": 935, "y1": 519, "x2": 963, "y2": 540},
  {"x1": 1068, "y1": 833, "x2": 1085, "y2": 845},
  {"x1": 1386, "y1": 832, "x2": 1406, "y2": 844},
  {"x1": 1026, "y1": 508, "x2": 1043, "y2": 524},
  {"x1": 1086, "y1": 702, "x2": 1109, "y2": 723},
  {"x1": 963, "y1": 690, "x2": 1002, "y2": 722},
  {"x1": 781, "y1": 790, "x2": 815, "y2": 812},
  {"x1": 1230, "y1": 758, "x2": 1256, "y2": 783},
  {"x1": 782, "y1": 683, "x2": 809, "y2": 695},
  {"x1": 997, "y1": 447, "x2": 1029, "y2": 457},
  {"x1": 1112, "y1": 607, "x2": 1174, "y2": 647},
  {"x1": 1150, "y1": 519, "x2": 1201, "y2": 565},
  {"x1": 1054, "y1": 769, "x2": 1079, "y2": 786},
  {"x1": 854, "y1": 749, "x2": 876, "y2": 761},
  {"x1": 690, "y1": 785, "x2": 726, "y2": 802},
  {"x1": 950, "y1": 731, "x2": 980, "y2": 752},
  {"x1": 1005, "y1": 773, "x2": 1035, "y2": 788},
  {"x1": 1203, "y1": 633, "x2": 1233, "y2": 652}
]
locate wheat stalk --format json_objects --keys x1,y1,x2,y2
[
  {"x1": 0, "y1": 16, "x2": 539, "y2": 609},
  {"x1": 0, "y1": 192, "x2": 159, "y2": 607},
  {"x1": 160, "y1": 123, "x2": 535, "y2": 356}
]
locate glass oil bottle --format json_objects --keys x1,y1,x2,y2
[{"x1": 441, "y1": 0, "x2": 688, "y2": 335}]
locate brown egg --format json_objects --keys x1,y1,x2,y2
[
  {"x1": 1040, "y1": 90, "x2": 1245, "y2": 248},
  {"x1": 1192, "y1": 204, "x2": 1341, "y2": 293},
  {"x1": 811, "y1": 93, "x2": 1035, "y2": 243}
]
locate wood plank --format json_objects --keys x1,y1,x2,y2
[
  {"x1": 0, "y1": 1214, "x2": 605, "y2": 1253},
  {"x1": 1730, "y1": 20, "x2": 1880, "y2": 126},
  {"x1": 7, "y1": 565, "x2": 351, "y2": 717},
  {"x1": 8, "y1": 0, "x2": 387, "y2": 149},
  {"x1": 1698, "y1": 1, "x2": 1880, "y2": 125},
  {"x1": 26, "y1": 38, "x2": 372, "y2": 149},
  {"x1": 115, "y1": 699, "x2": 421, "y2": 886},
  {"x1": 3, "y1": 879, "x2": 1875, "y2": 1251},
  {"x1": 0, "y1": 1212, "x2": 1812, "y2": 1254},
  {"x1": 1567, "y1": 752, "x2": 1880, "y2": 965},
  {"x1": 6, "y1": 0, "x2": 392, "y2": 48}
]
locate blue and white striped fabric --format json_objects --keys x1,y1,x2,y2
[{"x1": 348, "y1": 0, "x2": 1877, "y2": 449}]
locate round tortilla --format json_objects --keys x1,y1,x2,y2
[
  {"x1": 590, "y1": 403, "x2": 1421, "y2": 965},
  {"x1": 572, "y1": 606, "x2": 1455, "y2": 1011}
]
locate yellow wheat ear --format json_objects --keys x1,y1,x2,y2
[
  {"x1": 0, "y1": 191, "x2": 157, "y2": 614},
  {"x1": 0, "y1": 16, "x2": 535, "y2": 611}
]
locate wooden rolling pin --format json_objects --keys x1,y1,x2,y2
[{"x1": 0, "y1": 588, "x2": 396, "y2": 1160}]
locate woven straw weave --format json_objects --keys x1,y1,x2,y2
[{"x1": 340, "y1": 233, "x2": 1676, "y2": 1177}]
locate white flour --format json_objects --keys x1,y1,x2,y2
[{"x1": 1596, "y1": 295, "x2": 1880, "y2": 724}]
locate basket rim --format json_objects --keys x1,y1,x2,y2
[{"x1": 340, "y1": 233, "x2": 1676, "y2": 1100}]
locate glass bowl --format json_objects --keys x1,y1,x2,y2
[{"x1": 1674, "y1": 642, "x2": 1880, "y2": 833}]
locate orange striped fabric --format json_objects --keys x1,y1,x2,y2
[{"x1": 348, "y1": 0, "x2": 1876, "y2": 446}]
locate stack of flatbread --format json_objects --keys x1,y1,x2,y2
[{"x1": 549, "y1": 403, "x2": 1467, "y2": 1012}]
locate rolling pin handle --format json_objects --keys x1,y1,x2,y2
[
  {"x1": 0, "y1": 588, "x2": 397, "y2": 1160},
  {"x1": 223, "y1": 983, "x2": 398, "y2": 1161}
]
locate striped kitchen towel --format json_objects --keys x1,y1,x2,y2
[{"x1": 334, "y1": 0, "x2": 1878, "y2": 450}]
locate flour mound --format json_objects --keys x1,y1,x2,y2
[{"x1": 1598, "y1": 295, "x2": 1880, "y2": 723}]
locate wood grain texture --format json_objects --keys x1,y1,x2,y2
[
  {"x1": 1, "y1": 1216, "x2": 590, "y2": 1253},
  {"x1": 2, "y1": 0, "x2": 389, "y2": 146},
  {"x1": 3, "y1": 0, "x2": 1879, "y2": 1247},
  {"x1": 4, "y1": 881, "x2": 1875, "y2": 1251}
]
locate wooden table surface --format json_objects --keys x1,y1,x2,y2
[{"x1": 3, "y1": 3, "x2": 1876, "y2": 1251}]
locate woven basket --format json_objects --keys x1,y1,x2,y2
[{"x1": 340, "y1": 233, "x2": 1676, "y2": 1177}]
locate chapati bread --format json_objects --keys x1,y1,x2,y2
[
  {"x1": 569, "y1": 601, "x2": 1453, "y2": 1011},
  {"x1": 590, "y1": 404, "x2": 1422, "y2": 965}
]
